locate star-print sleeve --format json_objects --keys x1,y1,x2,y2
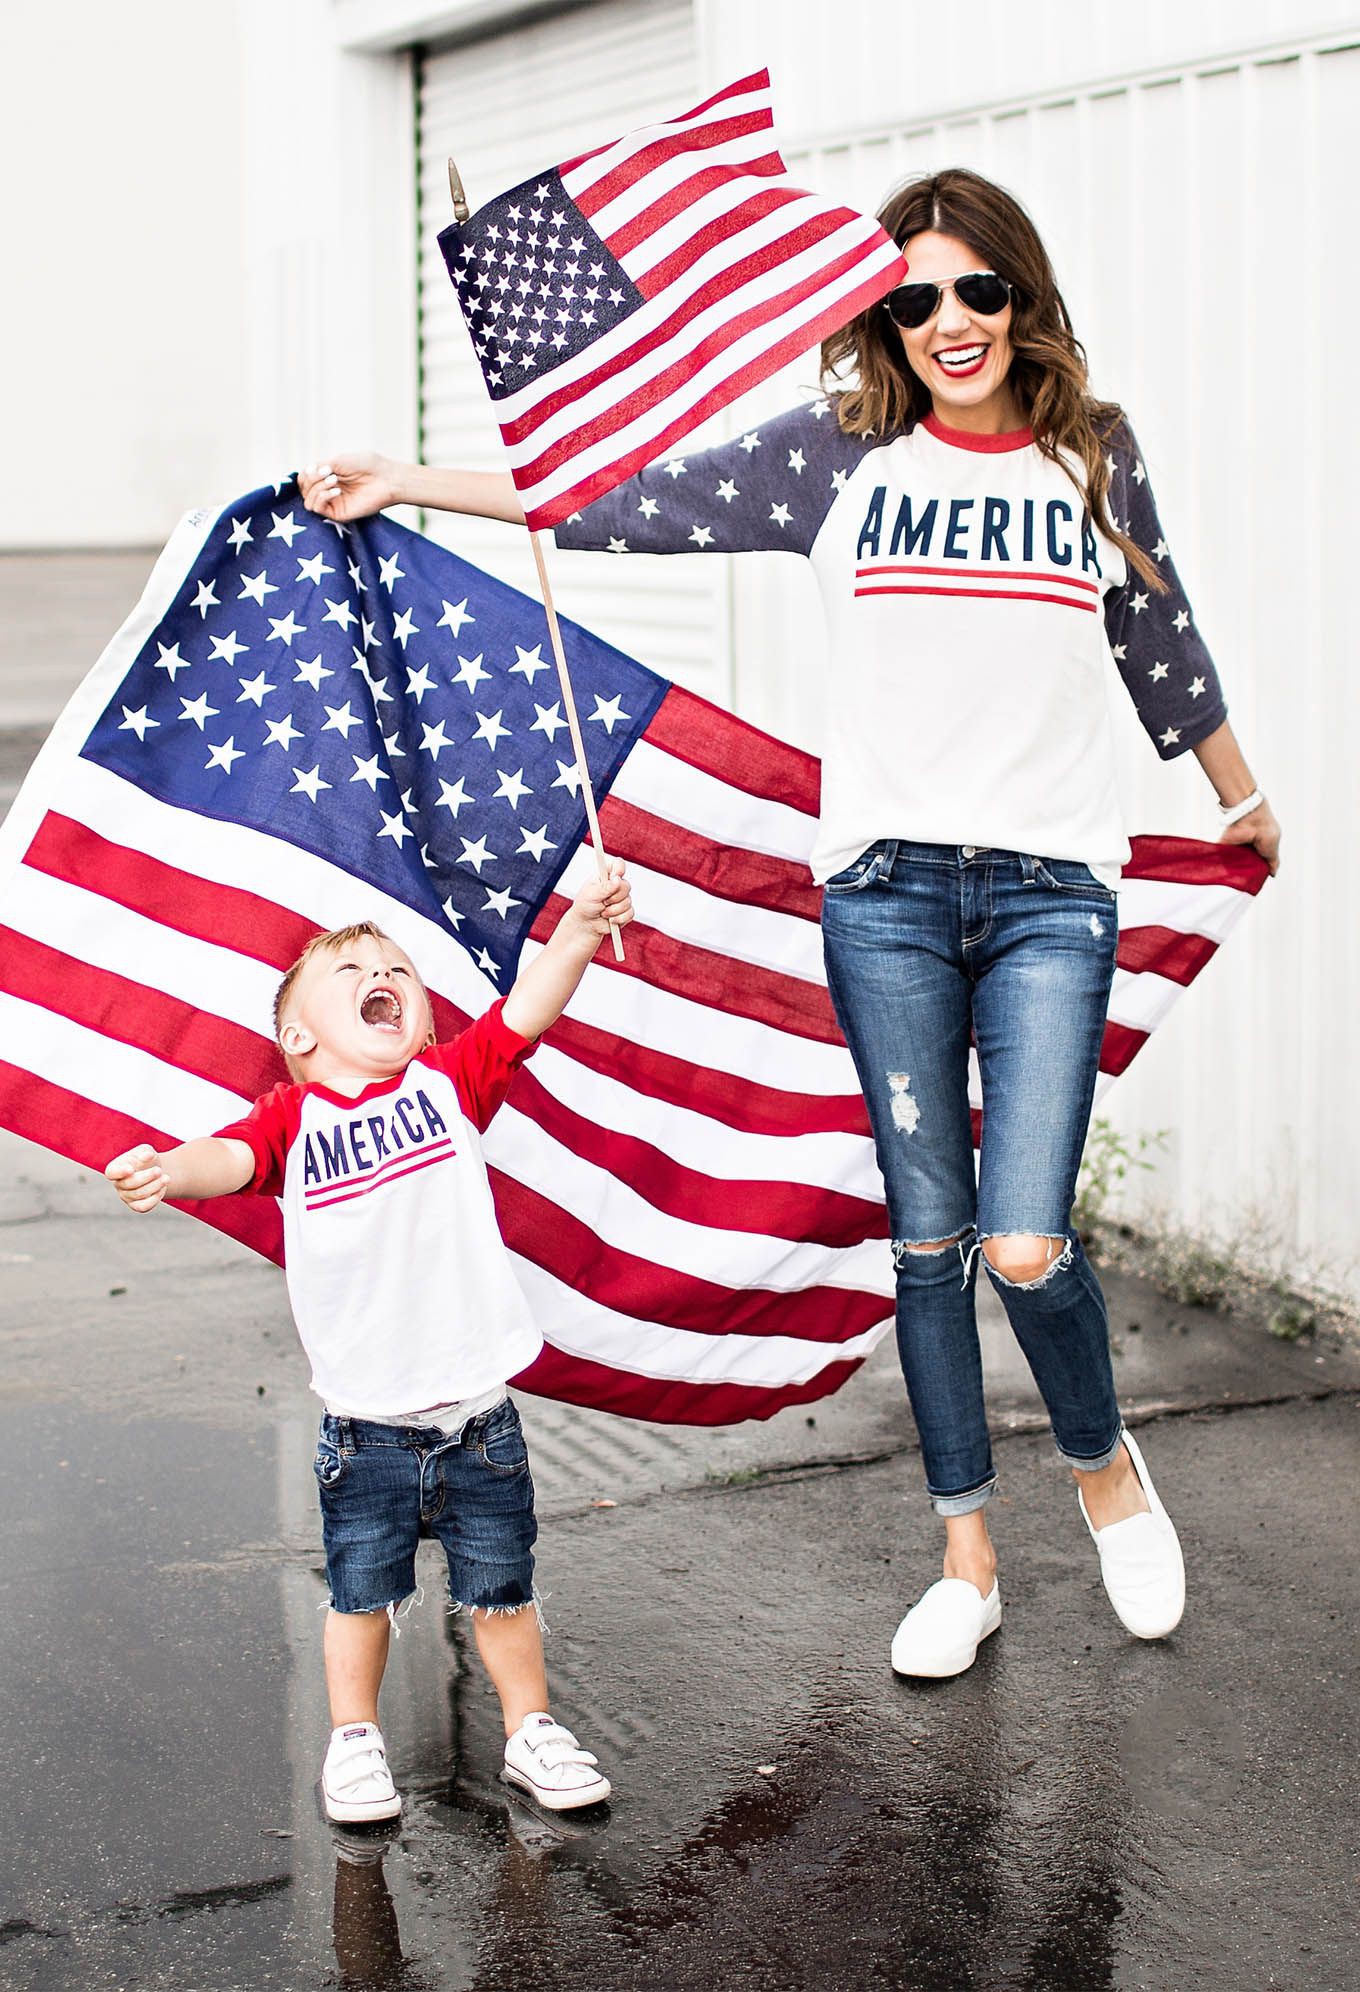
[
  {"x1": 424, "y1": 997, "x2": 537, "y2": 1133},
  {"x1": 1103, "y1": 424, "x2": 1228, "y2": 760},
  {"x1": 553, "y1": 401, "x2": 870, "y2": 559}
]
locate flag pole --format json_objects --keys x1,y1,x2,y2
[{"x1": 447, "y1": 158, "x2": 625, "y2": 963}]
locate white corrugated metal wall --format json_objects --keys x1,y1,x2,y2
[
  {"x1": 406, "y1": 0, "x2": 1359, "y2": 1301},
  {"x1": 716, "y1": 27, "x2": 1360, "y2": 1302}
]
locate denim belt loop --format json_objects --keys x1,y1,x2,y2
[
  {"x1": 1018, "y1": 852, "x2": 1038, "y2": 885},
  {"x1": 878, "y1": 837, "x2": 900, "y2": 883},
  {"x1": 337, "y1": 1416, "x2": 355, "y2": 1455}
]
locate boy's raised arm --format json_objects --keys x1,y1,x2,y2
[
  {"x1": 501, "y1": 860, "x2": 633, "y2": 1045},
  {"x1": 106, "y1": 1136, "x2": 255, "y2": 1213}
]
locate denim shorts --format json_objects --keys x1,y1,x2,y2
[{"x1": 313, "y1": 1397, "x2": 537, "y2": 1615}]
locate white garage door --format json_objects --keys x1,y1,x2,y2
[{"x1": 416, "y1": 0, "x2": 734, "y2": 705}]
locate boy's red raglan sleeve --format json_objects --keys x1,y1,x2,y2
[
  {"x1": 424, "y1": 998, "x2": 537, "y2": 1133},
  {"x1": 212, "y1": 1084, "x2": 301, "y2": 1195}
]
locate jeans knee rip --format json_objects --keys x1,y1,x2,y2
[
  {"x1": 892, "y1": 1227, "x2": 978, "y2": 1291},
  {"x1": 981, "y1": 1234, "x2": 1074, "y2": 1290}
]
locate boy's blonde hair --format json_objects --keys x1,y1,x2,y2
[{"x1": 273, "y1": 921, "x2": 392, "y2": 1036}]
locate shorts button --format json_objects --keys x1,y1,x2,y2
[{"x1": 962, "y1": 845, "x2": 976, "y2": 859}]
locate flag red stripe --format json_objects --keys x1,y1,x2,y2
[
  {"x1": 530, "y1": 895, "x2": 842, "y2": 1045},
  {"x1": 527, "y1": 259, "x2": 899, "y2": 526},
  {"x1": 491, "y1": 1169, "x2": 887, "y2": 1345},
  {"x1": 24, "y1": 812, "x2": 316, "y2": 968},
  {"x1": 509, "y1": 219, "x2": 873, "y2": 466},
  {"x1": 602, "y1": 153, "x2": 787, "y2": 261},
  {"x1": 558, "y1": 70, "x2": 772, "y2": 176},
  {"x1": 856, "y1": 564, "x2": 1101, "y2": 595},
  {"x1": 543, "y1": 1012, "x2": 870, "y2": 1139},
  {"x1": 597, "y1": 793, "x2": 821, "y2": 922},
  {"x1": 1121, "y1": 835, "x2": 1269, "y2": 893},
  {"x1": 1115, "y1": 925, "x2": 1219, "y2": 986},
  {"x1": 0, "y1": 926, "x2": 286, "y2": 1100},
  {"x1": 514, "y1": 1339, "x2": 865, "y2": 1425},
  {"x1": 1099, "y1": 1020, "x2": 1148, "y2": 1077},
  {"x1": 0, "y1": 1060, "x2": 283, "y2": 1262},
  {"x1": 643, "y1": 684, "x2": 820, "y2": 819},
  {"x1": 572, "y1": 110, "x2": 777, "y2": 216},
  {"x1": 511, "y1": 1063, "x2": 886, "y2": 1248},
  {"x1": 854, "y1": 584, "x2": 1099, "y2": 614}
]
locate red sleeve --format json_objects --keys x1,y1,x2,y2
[
  {"x1": 423, "y1": 997, "x2": 536, "y2": 1133},
  {"x1": 213, "y1": 1083, "x2": 302, "y2": 1196}
]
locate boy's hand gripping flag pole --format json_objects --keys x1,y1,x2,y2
[
  {"x1": 447, "y1": 156, "x2": 627, "y2": 961},
  {"x1": 437, "y1": 70, "x2": 910, "y2": 965}
]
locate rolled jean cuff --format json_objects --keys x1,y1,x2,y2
[
  {"x1": 930, "y1": 1475, "x2": 997, "y2": 1517},
  {"x1": 1057, "y1": 1423, "x2": 1125, "y2": 1474}
]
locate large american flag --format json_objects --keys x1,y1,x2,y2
[
  {"x1": 438, "y1": 68, "x2": 907, "y2": 528},
  {"x1": 0, "y1": 485, "x2": 1267, "y2": 1422}
]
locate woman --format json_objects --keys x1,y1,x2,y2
[{"x1": 300, "y1": 168, "x2": 1280, "y2": 1679}]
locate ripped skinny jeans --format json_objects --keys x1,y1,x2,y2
[{"x1": 822, "y1": 840, "x2": 1124, "y2": 1515}]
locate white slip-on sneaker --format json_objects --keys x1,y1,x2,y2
[
  {"x1": 502, "y1": 1713, "x2": 611, "y2": 1811},
  {"x1": 321, "y1": 1723, "x2": 403, "y2": 1824},
  {"x1": 890, "y1": 1578, "x2": 1002, "y2": 1678},
  {"x1": 1078, "y1": 1430, "x2": 1185, "y2": 1640}
]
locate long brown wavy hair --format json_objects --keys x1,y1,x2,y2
[{"x1": 821, "y1": 167, "x2": 1163, "y2": 590}]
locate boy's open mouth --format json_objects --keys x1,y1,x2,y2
[{"x1": 360, "y1": 988, "x2": 403, "y2": 1031}]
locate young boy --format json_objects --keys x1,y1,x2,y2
[{"x1": 106, "y1": 861, "x2": 633, "y2": 1821}]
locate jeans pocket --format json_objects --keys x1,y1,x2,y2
[
  {"x1": 477, "y1": 1404, "x2": 530, "y2": 1476},
  {"x1": 313, "y1": 1441, "x2": 346, "y2": 1489},
  {"x1": 822, "y1": 846, "x2": 884, "y2": 895},
  {"x1": 1031, "y1": 857, "x2": 1116, "y2": 902}
]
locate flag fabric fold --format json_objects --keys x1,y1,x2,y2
[
  {"x1": 0, "y1": 486, "x2": 1268, "y2": 1422},
  {"x1": 438, "y1": 68, "x2": 909, "y2": 528}
]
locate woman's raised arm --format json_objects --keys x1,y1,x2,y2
[{"x1": 299, "y1": 454, "x2": 524, "y2": 526}]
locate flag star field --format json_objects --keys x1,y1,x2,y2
[{"x1": 82, "y1": 484, "x2": 664, "y2": 984}]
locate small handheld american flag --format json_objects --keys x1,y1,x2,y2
[{"x1": 437, "y1": 68, "x2": 908, "y2": 529}]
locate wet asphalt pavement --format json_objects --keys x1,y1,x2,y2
[{"x1": 2, "y1": 1131, "x2": 1357, "y2": 1992}]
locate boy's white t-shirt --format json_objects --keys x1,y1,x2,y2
[{"x1": 215, "y1": 1001, "x2": 542, "y2": 1420}]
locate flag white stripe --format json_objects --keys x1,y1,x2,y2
[
  {"x1": 510, "y1": 1256, "x2": 890, "y2": 1391},
  {"x1": 556, "y1": 843, "x2": 824, "y2": 984},
  {"x1": 516, "y1": 233, "x2": 901, "y2": 515},
  {"x1": 610, "y1": 738, "x2": 817, "y2": 861},
  {"x1": 530, "y1": 1041, "x2": 882, "y2": 1202},
  {"x1": 491, "y1": 1102, "x2": 892, "y2": 1295},
  {"x1": 1107, "y1": 966, "x2": 1194, "y2": 1037},
  {"x1": 559, "y1": 78, "x2": 773, "y2": 204},
  {"x1": 1115, "y1": 877, "x2": 1254, "y2": 942}
]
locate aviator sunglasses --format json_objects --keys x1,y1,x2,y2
[{"x1": 882, "y1": 270, "x2": 1014, "y2": 329}]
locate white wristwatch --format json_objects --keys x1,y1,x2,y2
[{"x1": 1217, "y1": 788, "x2": 1264, "y2": 827}]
